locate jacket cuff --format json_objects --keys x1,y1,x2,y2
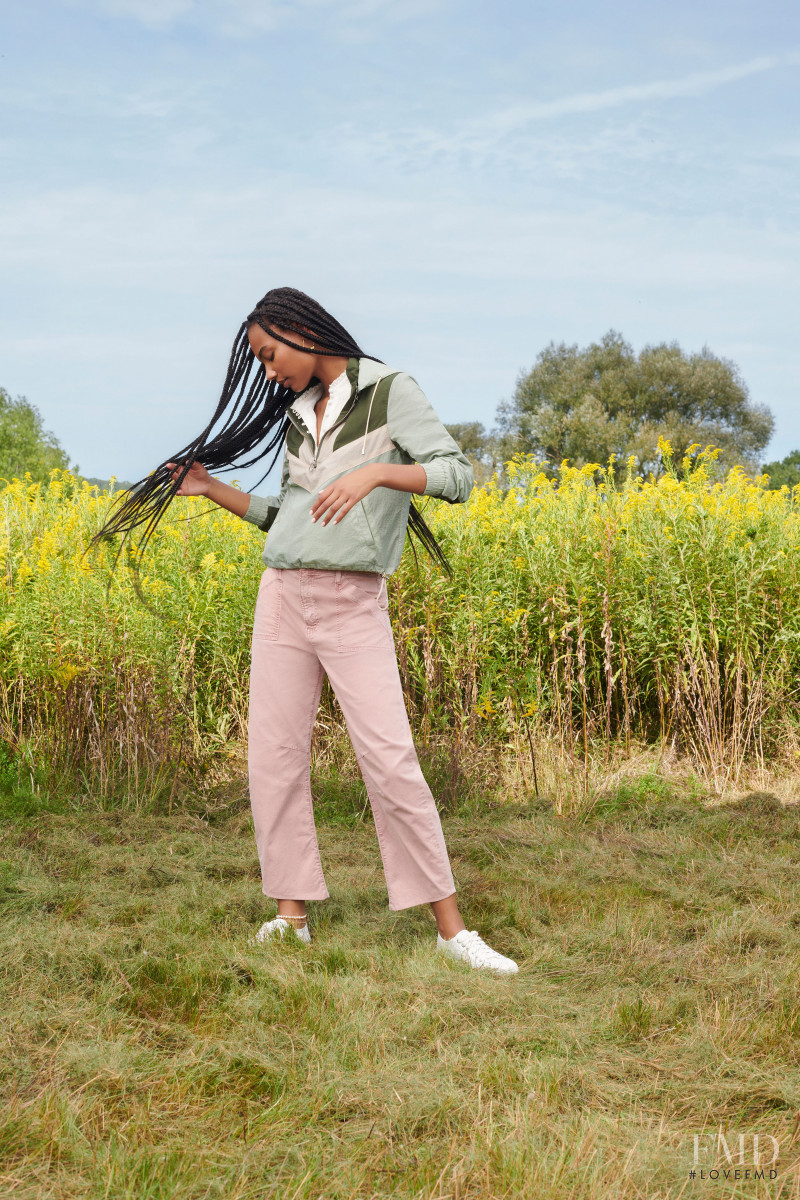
[
  {"x1": 242, "y1": 494, "x2": 277, "y2": 531},
  {"x1": 421, "y1": 460, "x2": 449, "y2": 498}
]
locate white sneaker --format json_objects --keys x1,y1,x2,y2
[
  {"x1": 437, "y1": 929, "x2": 519, "y2": 974},
  {"x1": 253, "y1": 917, "x2": 311, "y2": 945}
]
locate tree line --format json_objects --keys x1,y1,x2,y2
[
  {"x1": 1, "y1": 332, "x2": 798, "y2": 490},
  {"x1": 445, "y1": 330, "x2": 797, "y2": 490}
]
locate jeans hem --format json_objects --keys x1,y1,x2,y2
[
  {"x1": 262, "y1": 888, "x2": 331, "y2": 901},
  {"x1": 387, "y1": 883, "x2": 457, "y2": 912}
]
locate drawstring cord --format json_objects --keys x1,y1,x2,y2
[
  {"x1": 361, "y1": 377, "x2": 384, "y2": 455},
  {"x1": 300, "y1": 373, "x2": 390, "y2": 588},
  {"x1": 361, "y1": 378, "x2": 389, "y2": 592}
]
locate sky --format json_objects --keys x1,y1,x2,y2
[{"x1": 2, "y1": 0, "x2": 799, "y2": 492}]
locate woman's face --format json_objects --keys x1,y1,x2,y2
[{"x1": 247, "y1": 323, "x2": 315, "y2": 394}]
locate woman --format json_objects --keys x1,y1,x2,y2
[{"x1": 98, "y1": 287, "x2": 518, "y2": 976}]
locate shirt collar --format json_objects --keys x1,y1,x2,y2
[
  {"x1": 289, "y1": 367, "x2": 353, "y2": 434},
  {"x1": 288, "y1": 356, "x2": 395, "y2": 431}
]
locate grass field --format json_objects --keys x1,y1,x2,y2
[
  {"x1": 4, "y1": 769, "x2": 800, "y2": 1199},
  {"x1": 4, "y1": 454, "x2": 800, "y2": 1196}
]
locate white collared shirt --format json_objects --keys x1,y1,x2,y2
[{"x1": 289, "y1": 371, "x2": 351, "y2": 450}]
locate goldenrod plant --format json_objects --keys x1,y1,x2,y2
[{"x1": 1, "y1": 443, "x2": 799, "y2": 803}]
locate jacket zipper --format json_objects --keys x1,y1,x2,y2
[
  {"x1": 283, "y1": 384, "x2": 391, "y2": 581},
  {"x1": 318, "y1": 377, "x2": 383, "y2": 465},
  {"x1": 285, "y1": 385, "x2": 365, "y2": 468}
]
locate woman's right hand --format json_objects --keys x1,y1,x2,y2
[
  {"x1": 165, "y1": 461, "x2": 251, "y2": 519},
  {"x1": 166, "y1": 461, "x2": 212, "y2": 496}
]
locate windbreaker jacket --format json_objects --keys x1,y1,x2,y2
[{"x1": 241, "y1": 356, "x2": 474, "y2": 576}]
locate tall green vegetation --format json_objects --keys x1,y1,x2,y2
[
  {"x1": 2, "y1": 446, "x2": 799, "y2": 803},
  {"x1": 0, "y1": 388, "x2": 73, "y2": 484}
]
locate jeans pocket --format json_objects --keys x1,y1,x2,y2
[
  {"x1": 253, "y1": 569, "x2": 282, "y2": 641},
  {"x1": 335, "y1": 572, "x2": 390, "y2": 653},
  {"x1": 340, "y1": 570, "x2": 382, "y2": 597}
]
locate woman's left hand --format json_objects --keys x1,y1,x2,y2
[{"x1": 310, "y1": 465, "x2": 381, "y2": 526}]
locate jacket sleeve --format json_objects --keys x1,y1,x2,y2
[
  {"x1": 240, "y1": 445, "x2": 289, "y2": 532},
  {"x1": 386, "y1": 374, "x2": 474, "y2": 504}
]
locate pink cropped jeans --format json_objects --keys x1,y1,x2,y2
[{"x1": 248, "y1": 567, "x2": 457, "y2": 911}]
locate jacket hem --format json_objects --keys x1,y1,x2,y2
[{"x1": 262, "y1": 554, "x2": 395, "y2": 575}]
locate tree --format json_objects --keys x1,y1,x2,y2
[
  {"x1": 83, "y1": 477, "x2": 134, "y2": 493},
  {"x1": 0, "y1": 388, "x2": 73, "y2": 484},
  {"x1": 761, "y1": 449, "x2": 800, "y2": 491},
  {"x1": 493, "y1": 331, "x2": 773, "y2": 481}
]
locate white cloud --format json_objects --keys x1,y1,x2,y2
[
  {"x1": 88, "y1": 0, "x2": 195, "y2": 30},
  {"x1": 77, "y1": 0, "x2": 440, "y2": 33},
  {"x1": 2, "y1": 181, "x2": 796, "y2": 293},
  {"x1": 470, "y1": 55, "x2": 795, "y2": 133},
  {"x1": 364, "y1": 54, "x2": 800, "y2": 169},
  {"x1": 3, "y1": 179, "x2": 798, "y2": 477}
]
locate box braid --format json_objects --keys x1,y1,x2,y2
[{"x1": 94, "y1": 286, "x2": 452, "y2": 575}]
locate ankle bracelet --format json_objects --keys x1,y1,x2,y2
[{"x1": 278, "y1": 913, "x2": 307, "y2": 921}]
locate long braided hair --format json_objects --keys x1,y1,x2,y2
[{"x1": 94, "y1": 286, "x2": 452, "y2": 574}]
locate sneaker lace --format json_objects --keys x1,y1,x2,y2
[{"x1": 460, "y1": 930, "x2": 505, "y2": 967}]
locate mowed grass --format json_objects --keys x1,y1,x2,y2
[{"x1": 3, "y1": 777, "x2": 800, "y2": 1198}]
